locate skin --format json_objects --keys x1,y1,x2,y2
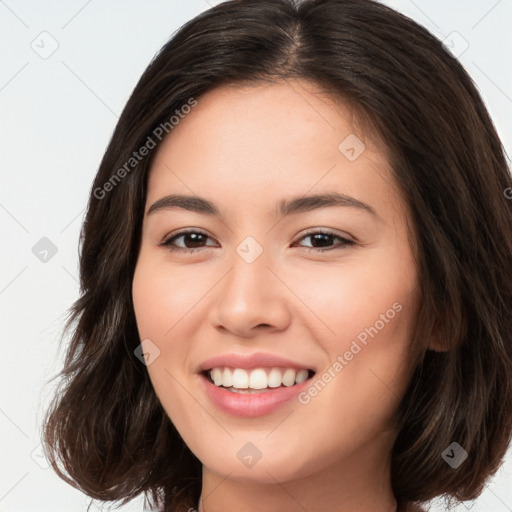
[{"x1": 132, "y1": 79, "x2": 423, "y2": 512}]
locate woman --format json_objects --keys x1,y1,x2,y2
[{"x1": 42, "y1": 1, "x2": 512, "y2": 511}]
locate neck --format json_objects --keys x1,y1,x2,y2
[{"x1": 197, "y1": 433, "x2": 398, "y2": 512}]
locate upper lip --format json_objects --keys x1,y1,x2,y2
[{"x1": 199, "y1": 352, "x2": 315, "y2": 373}]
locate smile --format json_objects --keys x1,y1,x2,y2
[
  {"x1": 205, "y1": 367, "x2": 315, "y2": 393},
  {"x1": 199, "y1": 367, "x2": 316, "y2": 417}
]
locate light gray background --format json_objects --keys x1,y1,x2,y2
[{"x1": 1, "y1": 1, "x2": 511, "y2": 511}]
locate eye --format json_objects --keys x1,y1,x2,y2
[
  {"x1": 160, "y1": 229, "x2": 217, "y2": 254},
  {"x1": 293, "y1": 229, "x2": 355, "y2": 253},
  {"x1": 159, "y1": 228, "x2": 355, "y2": 254}
]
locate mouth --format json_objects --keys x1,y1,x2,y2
[
  {"x1": 201, "y1": 367, "x2": 316, "y2": 394},
  {"x1": 197, "y1": 353, "x2": 318, "y2": 416}
]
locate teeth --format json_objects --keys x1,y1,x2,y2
[
  {"x1": 268, "y1": 368, "x2": 282, "y2": 388},
  {"x1": 295, "y1": 369, "x2": 308, "y2": 384},
  {"x1": 223, "y1": 367, "x2": 233, "y2": 387},
  {"x1": 249, "y1": 368, "x2": 268, "y2": 389},
  {"x1": 282, "y1": 368, "x2": 296, "y2": 387},
  {"x1": 211, "y1": 368, "x2": 223, "y2": 386},
  {"x1": 208, "y1": 367, "x2": 311, "y2": 390},
  {"x1": 232, "y1": 368, "x2": 249, "y2": 388}
]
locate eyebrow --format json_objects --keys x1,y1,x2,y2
[{"x1": 147, "y1": 192, "x2": 381, "y2": 221}]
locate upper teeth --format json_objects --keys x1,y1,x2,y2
[{"x1": 209, "y1": 367, "x2": 310, "y2": 389}]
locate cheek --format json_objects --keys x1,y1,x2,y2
[
  {"x1": 132, "y1": 253, "x2": 205, "y2": 407},
  {"x1": 132, "y1": 254, "x2": 203, "y2": 338},
  {"x1": 286, "y1": 249, "x2": 417, "y2": 349},
  {"x1": 289, "y1": 247, "x2": 418, "y2": 413}
]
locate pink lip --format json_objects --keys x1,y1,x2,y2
[
  {"x1": 198, "y1": 352, "x2": 314, "y2": 372},
  {"x1": 199, "y1": 372, "x2": 312, "y2": 417}
]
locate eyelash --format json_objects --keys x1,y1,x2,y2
[{"x1": 159, "y1": 228, "x2": 355, "y2": 254}]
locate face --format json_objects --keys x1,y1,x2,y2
[{"x1": 132, "y1": 80, "x2": 420, "y2": 485}]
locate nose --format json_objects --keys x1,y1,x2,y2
[{"x1": 207, "y1": 245, "x2": 292, "y2": 338}]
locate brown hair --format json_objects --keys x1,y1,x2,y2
[{"x1": 42, "y1": 0, "x2": 512, "y2": 511}]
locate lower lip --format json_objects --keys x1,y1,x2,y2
[{"x1": 199, "y1": 373, "x2": 312, "y2": 417}]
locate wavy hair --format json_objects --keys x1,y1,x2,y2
[{"x1": 42, "y1": 1, "x2": 512, "y2": 511}]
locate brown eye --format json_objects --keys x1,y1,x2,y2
[
  {"x1": 161, "y1": 229, "x2": 217, "y2": 253},
  {"x1": 295, "y1": 230, "x2": 355, "y2": 253}
]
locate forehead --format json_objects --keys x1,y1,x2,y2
[
  {"x1": 146, "y1": 80, "x2": 403, "y2": 221},
  {"x1": 153, "y1": 79, "x2": 384, "y2": 161}
]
